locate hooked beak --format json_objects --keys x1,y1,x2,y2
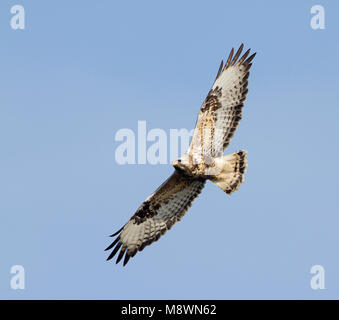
[{"x1": 172, "y1": 159, "x2": 184, "y2": 169}]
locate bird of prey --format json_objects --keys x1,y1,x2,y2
[{"x1": 106, "y1": 44, "x2": 256, "y2": 266}]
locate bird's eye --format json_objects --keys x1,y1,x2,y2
[{"x1": 178, "y1": 159, "x2": 181, "y2": 163}]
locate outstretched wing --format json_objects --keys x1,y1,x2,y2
[
  {"x1": 106, "y1": 171, "x2": 205, "y2": 266},
  {"x1": 187, "y1": 44, "x2": 256, "y2": 160}
]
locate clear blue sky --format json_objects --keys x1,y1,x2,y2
[{"x1": 1, "y1": 0, "x2": 338, "y2": 299}]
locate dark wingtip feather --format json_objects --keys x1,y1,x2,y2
[
  {"x1": 106, "y1": 241, "x2": 122, "y2": 261},
  {"x1": 243, "y1": 52, "x2": 256, "y2": 66},
  {"x1": 104, "y1": 236, "x2": 120, "y2": 251},
  {"x1": 245, "y1": 63, "x2": 252, "y2": 71},
  {"x1": 224, "y1": 47, "x2": 234, "y2": 70},
  {"x1": 230, "y1": 44, "x2": 244, "y2": 66},
  {"x1": 109, "y1": 226, "x2": 124, "y2": 237},
  {"x1": 116, "y1": 247, "x2": 126, "y2": 264},
  {"x1": 238, "y1": 48, "x2": 251, "y2": 65},
  {"x1": 123, "y1": 253, "x2": 131, "y2": 266},
  {"x1": 214, "y1": 59, "x2": 224, "y2": 81}
]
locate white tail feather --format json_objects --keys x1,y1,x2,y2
[{"x1": 209, "y1": 150, "x2": 247, "y2": 194}]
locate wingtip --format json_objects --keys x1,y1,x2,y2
[
  {"x1": 106, "y1": 241, "x2": 122, "y2": 261},
  {"x1": 224, "y1": 47, "x2": 234, "y2": 69},
  {"x1": 123, "y1": 253, "x2": 131, "y2": 266},
  {"x1": 244, "y1": 52, "x2": 256, "y2": 66},
  {"x1": 105, "y1": 236, "x2": 120, "y2": 251},
  {"x1": 109, "y1": 226, "x2": 124, "y2": 237},
  {"x1": 116, "y1": 248, "x2": 126, "y2": 264},
  {"x1": 214, "y1": 59, "x2": 224, "y2": 81}
]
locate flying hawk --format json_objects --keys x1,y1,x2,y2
[{"x1": 106, "y1": 44, "x2": 256, "y2": 266}]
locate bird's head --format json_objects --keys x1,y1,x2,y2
[
  {"x1": 172, "y1": 157, "x2": 190, "y2": 174},
  {"x1": 172, "y1": 158, "x2": 183, "y2": 169}
]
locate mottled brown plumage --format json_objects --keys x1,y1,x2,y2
[{"x1": 106, "y1": 44, "x2": 256, "y2": 266}]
